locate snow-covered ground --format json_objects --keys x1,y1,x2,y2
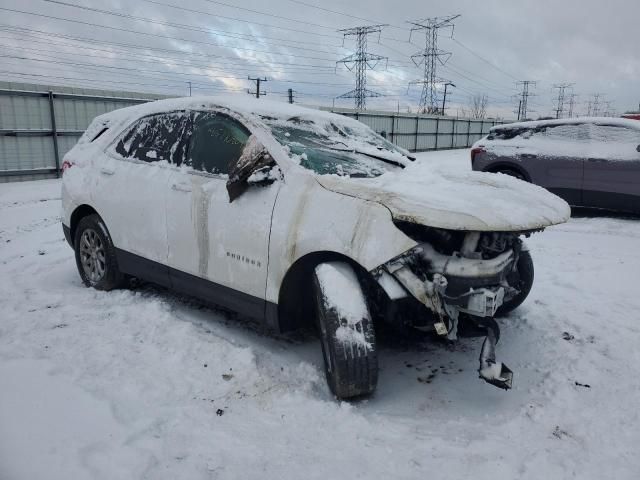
[{"x1": 1, "y1": 148, "x2": 639, "y2": 479}]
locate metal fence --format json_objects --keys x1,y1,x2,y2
[
  {"x1": 0, "y1": 82, "x2": 502, "y2": 182},
  {"x1": 326, "y1": 107, "x2": 502, "y2": 152},
  {"x1": 0, "y1": 82, "x2": 163, "y2": 183}
]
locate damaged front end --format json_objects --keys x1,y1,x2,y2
[{"x1": 372, "y1": 224, "x2": 534, "y2": 390}]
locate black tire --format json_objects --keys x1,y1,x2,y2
[
  {"x1": 496, "y1": 249, "x2": 534, "y2": 316},
  {"x1": 312, "y1": 262, "x2": 378, "y2": 399},
  {"x1": 74, "y1": 214, "x2": 124, "y2": 291}
]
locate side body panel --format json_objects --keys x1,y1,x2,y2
[
  {"x1": 583, "y1": 124, "x2": 640, "y2": 212},
  {"x1": 166, "y1": 171, "x2": 282, "y2": 315},
  {"x1": 475, "y1": 127, "x2": 586, "y2": 205},
  {"x1": 265, "y1": 171, "x2": 417, "y2": 305}
]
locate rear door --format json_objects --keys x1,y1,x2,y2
[
  {"x1": 583, "y1": 124, "x2": 640, "y2": 212},
  {"x1": 93, "y1": 111, "x2": 188, "y2": 285},
  {"x1": 166, "y1": 110, "x2": 282, "y2": 319},
  {"x1": 521, "y1": 123, "x2": 588, "y2": 205}
]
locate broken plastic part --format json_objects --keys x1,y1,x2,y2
[
  {"x1": 458, "y1": 287, "x2": 505, "y2": 317},
  {"x1": 478, "y1": 319, "x2": 513, "y2": 390}
]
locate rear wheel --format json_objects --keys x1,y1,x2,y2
[
  {"x1": 74, "y1": 214, "x2": 124, "y2": 291},
  {"x1": 313, "y1": 262, "x2": 378, "y2": 399},
  {"x1": 496, "y1": 250, "x2": 534, "y2": 316}
]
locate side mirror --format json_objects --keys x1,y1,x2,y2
[
  {"x1": 227, "y1": 135, "x2": 280, "y2": 202},
  {"x1": 246, "y1": 165, "x2": 281, "y2": 187},
  {"x1": 636, "y1": 144, "x2": 640, "y2": 153}
]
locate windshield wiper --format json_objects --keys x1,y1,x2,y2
[{"x1": 353, "y1": 150, "x2": 406, "y2": 168}]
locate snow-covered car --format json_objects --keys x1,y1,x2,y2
[
  {"x1": 471, "y1": 117, "x2": 640, "y2": 214},
  {"x1": 61, "y1": 97, "x2": 569, "y2": 399}
]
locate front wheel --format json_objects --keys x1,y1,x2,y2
[
  {"x1": 74, "y1": 214, "x2": 124, "y2": 291},
  {"x1": 313, "y1": 262, "x2": 378, "y2": 399},
  {"x1": 496, "y1": 249, "x2": 534, "y2": 316}
]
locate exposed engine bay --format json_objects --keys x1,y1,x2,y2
[{"x1": 372, "y1": 223, "x2": 539, "y2": 390}]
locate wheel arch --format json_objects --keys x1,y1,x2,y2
[
  {"x1": 275, "y1": 251, "x2": 385, "y2": 333},
  {"x1": 70, "y1": 204, "x2": 100, "y2": 242},
  {"x1": 483, "y1": 162, "x2": 532, "y2": 182}
]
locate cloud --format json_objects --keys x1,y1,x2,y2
[{"x1": 1, "y1": 0, "x2": 637, "y2": 117}]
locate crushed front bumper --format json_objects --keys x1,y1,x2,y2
[{"x1": 373, "y1": 241, "x2": 517, "y2": 390}]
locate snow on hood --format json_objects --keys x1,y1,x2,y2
[{"x1": 317, "y1": 159, "x2": 570, "y2": 232}]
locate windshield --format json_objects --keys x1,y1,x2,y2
[{"x1": 261, "y1": 115, "x2": 412, "y2": 178}]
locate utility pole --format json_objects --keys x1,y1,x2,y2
[
  {"x1": 567, "y1": 93, "x2": 578, "y2": 118},
  {"x1": 336, "y1": 25, "x2": 388, "y2": 110},
  {"x1": 515, "y1": 80, "x2": 536, "y2": 120},
  {"x1": 552, "y1": 83, "x2": 574, "y2": 119},
  {"x1": 589, "y1": 93, "x2": 604, "y2": 116},
  {"x1": 247, "y1": 76, "x2": 268, "y2": 98},
  {"x1": 287, "y1": 88, "x2": 294, "y2": 104},
  {"x1": 441, "y1": 81, "x2": 455, "y2": 115},
  {"x1": 603, "y1": 101, "x2": 615, "y2": 117},
  {"x1": 187, "y1": 81, "x2": 192, "y2": 97},
  {"x1": 407, "y1": 15, "x2": 460, "y2": 114}
]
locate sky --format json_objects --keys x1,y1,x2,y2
[{"x1": 0, "y1": 0, "x2": 638, "y2": 119}]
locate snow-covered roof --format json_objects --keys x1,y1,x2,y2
[
  {"x1": 93, "y1": 95, "x2": 371, "y2": 133},
  {"x1": 491, "y1": 117, "x2": 640, "y2": 132}
]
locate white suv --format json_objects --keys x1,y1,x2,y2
[{"x1": 61, "y1": 97, "x2": 569, "y2": 398}]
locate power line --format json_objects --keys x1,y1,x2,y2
[
  {"x1": 199, "y1": 0, "x2": 337, "y2": 31},
  {"x1": 336, "y1": 25, "x2": 388, "y2": 110},
  {"x1": 140, "y1": 0, "x2": 341, "y2": 40},
  {"x1": 0, "y1": 25, "x2": 338, "y2": 71},
  {"x1": 39, "y1": 0, "x2": 340, "y2": 54},
  {"x1": 282, "y1": 0, "x2": 404, "y2": 30},
  {"x1": 0, "y1": 7, "x2": 339, "y2": 63},
  {"x1": 0, "y1": 41, "x2": 339, "y2": 77},
  {"x1": 406, "y1": 15, "x2": 460, "y2": 114},
  {"x1": 449, "y1": 38, "x2": 520, "y2": 81}
]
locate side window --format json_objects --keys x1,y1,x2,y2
[
  {"x1": 590, "y1": 125, "x2": 640, "y2": 145},
  {"x1": 537, "y1": 124, "x2": 589, "y2": 141},
  {"x1": 115, "y1": 112, "x2": 188, "y2": 164},
  {"x1": 185, "y1": 111, "x2": 251, "y2": 175}
]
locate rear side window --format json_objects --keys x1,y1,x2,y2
[
  {"x1": 489, "y1": 123, "x2": 589, "y2": 142},
  {"x1": 184, "y1": 111, "x2": 251, "y2": 175},
  {"x1": 590, "y1": 124, "x2": 640, "y2": 144},
  {"x1": 537, "y1": 124, "x2": 589, "y2": 141},
  {"x1": 488, "y1": 127, "x2": 530, "y2": 140},
  {"x1": 115, "y1": 111, "x2": 188, "y2": 164}
]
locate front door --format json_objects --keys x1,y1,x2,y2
[
  {"x1": 583, "y1": 123, "x2": 640, "y2": 213},
  {"x1": 166, "y1": 110, "x2": 282, "y2": 319}
]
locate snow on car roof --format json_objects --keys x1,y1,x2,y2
[
  {"x1": 91, "y1": 95, "x2": 374, "y2": 134},
  {"x1": 491, "y1": 116, "x2": 640, "y2": 132}
]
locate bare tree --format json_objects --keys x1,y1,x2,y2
[{"x1": 469, "y1": 94, "x2": 488, "y2": 119}]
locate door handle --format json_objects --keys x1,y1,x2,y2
[
  {"x1": 100, "y1": 167, "x2": 115, "y2": 175},
  {"x1": 521, "y1": 153, "x2": 537, "y2": 159},
  {"x1": 587, "y1": 158, "x2": 607, "y2": 163},
  {"x1": 171, "y1": 182, "x2": 192, "y2": 192}
]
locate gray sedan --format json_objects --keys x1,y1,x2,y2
[{"x1": 471, "y1": 118, "x2": 640, "y2": 214}]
